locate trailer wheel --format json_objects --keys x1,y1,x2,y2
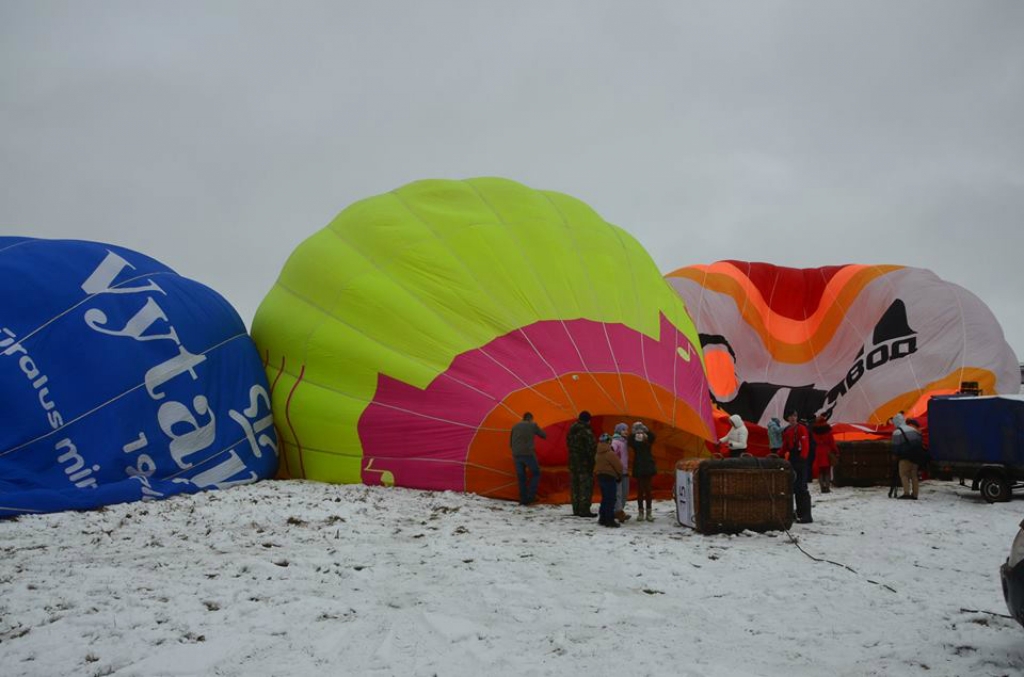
[{"x1": 980, "y1": 476, "x2": 1011, "y2": 503}]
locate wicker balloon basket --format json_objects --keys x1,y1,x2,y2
[
  {"x1": 675, "y1": 457, "x2": 794, "y2": 534},
  {"x1": 833, "y1": 440, "x2": 893, "y2": 487}
]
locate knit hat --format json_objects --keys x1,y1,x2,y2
[
  {"x1": 614, "y1": 422, "x2": 628, "y2": 435},
  {"x1": 599, "y1": 433, "x2": 611, "y2": 443},
  {"x1": 578, "y1": 410, "x2": 592, "y2": 423},
  {"x1": 632, "y1": 421, "x2": 645, "y2": 431}
]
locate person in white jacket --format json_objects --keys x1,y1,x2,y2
[{"x1": 719, "y1": 414, "x2": 749, "y2": 458}]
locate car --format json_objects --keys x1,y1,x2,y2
[{"x1": 1000, "y1": 518, "x2": 1024, "y2": 626}]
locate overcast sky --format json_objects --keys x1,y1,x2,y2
[{"x1": 2, "y1": 2, "x2": 1022, "y2": 360}]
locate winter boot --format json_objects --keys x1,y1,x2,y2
[
  {"x1": 637, "y1": 508, "x2": 645, "y2": 522},
  {"x1": 796, "y1": 492, "x2": 813, "y2": 523}
]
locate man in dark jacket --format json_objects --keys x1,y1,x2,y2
[
  {"x1": 510, "y1": 412, "x2": 546, "y2": 505},
  {"x1": 566, "y1": 411, "x2": 597, "y2": 517}
]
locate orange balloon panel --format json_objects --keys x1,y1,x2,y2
[{"x1": 465, "y1": 373, "x2": 714, "y2": 502}]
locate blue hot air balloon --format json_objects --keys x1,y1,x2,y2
[{"x1": 0, "y1": 236, "x2": 278, "y2": 516}]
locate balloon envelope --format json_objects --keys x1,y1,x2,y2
[
  {"x1": 0, "y1": 237, "x2": 277, "y2": 516},
  {"x1": 253, "y1": 178, "x2": 716, "y2": 501},
  {"x1": 666, "y1": 261, "x2": 1020, "y2": 426}
]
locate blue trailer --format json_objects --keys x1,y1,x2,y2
[{"x1": 928, "y1": 395, "x2": 1024, "y2": 502}]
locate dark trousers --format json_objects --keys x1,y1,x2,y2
[
  {"x1": 514, "y1": 455, "x2": 540, "y2": 505},
  {"x1": 598, "y1": 474, "x2": 618, "y2": 524},
  {"x1": 888, "y1": 458, "x2": 901, "y2": 497},
  {"x1": 792, "y1": 457, "x2": 812, "y2": 521},
  {"x1": 570, "y1": 470, "x2": 594, "y2": 515}
]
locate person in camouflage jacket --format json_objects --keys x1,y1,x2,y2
[{"x1": 566, "y1": 411, "x2": 597, "y2": 517}]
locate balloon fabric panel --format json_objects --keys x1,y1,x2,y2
[
  {"x1": 666, "y1": 261, "x2": 1019, "y2": 427},
  {"x1": 0, "y1": 238, "x2": 278, "y2": 516},
  {"x1": 253, "y1": 178, "x2": 716, "y2": 501}
]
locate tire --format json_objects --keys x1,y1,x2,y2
[{"x1": 980, "y1": 476, "x2": 1011, "y2": 503}]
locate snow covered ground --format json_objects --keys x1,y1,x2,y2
[{"x1": 2, "y1": 479, "x2": 1023, "y2": 677}]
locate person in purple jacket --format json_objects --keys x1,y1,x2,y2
[{"x1": 611, "y1": 422, "x2": 631, "y2": 522}]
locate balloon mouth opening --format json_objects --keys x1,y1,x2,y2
[{"x1": 501, "y1": 413, "x2": 712, "y2": 505}]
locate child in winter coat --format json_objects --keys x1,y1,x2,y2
[
  {"x1": 767, "y1": 417, "x2": 784, "y2": 455},
  {"x1": 594, "y1": 433, "x2": 624, "y2": 528},
  {"x1": 629, "y1": 421, "x2": 657, "y2": 521}
]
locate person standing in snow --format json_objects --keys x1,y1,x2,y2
[
  {"x1": 811, "y1": 414, "x2": 838, "y2": 493},
  {"x1": 566, "y1": 411, "x2": 597, "y2": 517},
  {"x1": 594, "y1": 433, "x2": 624, "y2": 528},
  {"x1": 611, "y1": 422, "x2": 631, "y2": 522},
  {"x1": 892, "y1": 418, "x2": 925, "y2": 500},
  {"x1": 629, "y1": 421, "x2": 657, "y2": 522},
  {"x1": 804, "y1": 417, "x2": 817, "y2": 476},
  {"x1": 767, "y1": 417, "x2": 784, "y2": 456},
  {"x1": 719, "y1": 414, "x2": 749, "y2": 458},
  {"x1": 783, "y1": 410, "x2": 812, "y2": 523},
  {"x1": 509, "y1": 412, "x2": 546, "y2": 505}
]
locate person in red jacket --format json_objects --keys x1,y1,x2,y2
[
  {"x1": 782, "y1": 410, "x2": 812, "y2": 523},
  {"x1": 811, "y1": 415, "x2": 838, "y2": 494}
]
